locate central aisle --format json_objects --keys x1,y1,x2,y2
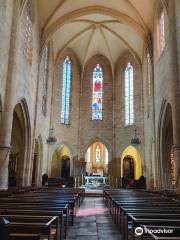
[{"x1": 67, "y1": 197, "x2": 122, "y2": 240}]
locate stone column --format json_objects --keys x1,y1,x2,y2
[
  {"x1": 168, "y1": 0, "x2": 180, "y2": 189},
  {"x1": 0, "y1": 1, "x2": 18, "y2": 189},
  {"x1": 0, "y1": 147, "x2": 11, "y2": 189}
]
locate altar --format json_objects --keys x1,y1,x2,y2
[{"x1": 84, "y1": 176, "x2": 108, "y2": 189}]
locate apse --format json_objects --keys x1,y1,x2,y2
[{"x1": 85, "y1": 141, "x2": 108, "y2": 176}]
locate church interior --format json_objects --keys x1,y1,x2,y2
[{"x1": 0, "y1": 0, "x2": 180, "y2": 239}]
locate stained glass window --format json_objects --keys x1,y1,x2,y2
[
  {"x1": 42, "y1": 45, "x2": 49, "y2": 116},
  {"x1": 23, "y1": 0, "x2": 33, "y2": 64},
  {"x1": 147, "y1": 53, "x2": 151, "y2": 97},
  {"x1": 92, "y1": 64, "x2": 103, "y2": 120},
  {"x1": 60, "y1": 56, "x2": 72, "y2": 124},
  {"x1": 125, "y1": 62, "x2": 134, "y2": 125},
  {"x1": 159, "y1": 10, "x2": 165, "y2": 53},
  {"x1": 96, "y1": 145, "x2": 101, "y2": 162}
]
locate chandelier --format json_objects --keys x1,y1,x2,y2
[
  {"x1": 131, "y1": 129, "x2": 141, "y2": 145},
  {"x1": 46, "y1": 128, "x2": 57, "y2": 145}
]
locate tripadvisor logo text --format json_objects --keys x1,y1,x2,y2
[{"x1": 135, "y1": 227, "x2": 143, "y2": 236}]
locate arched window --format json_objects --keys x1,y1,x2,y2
[
  {"x1": 42, "y1": 45, "x2": 49, "y2": 116},
  {"x1": 147, "y1": 53, "x2": 151, "y2": 97},
  {"x1": 146, "y1": 53, "x2": 152, "y2": 118},
  {"x1": 96, "y1": 145, "x2": 101, "y2": 162},
  {"x1": 92, "y1": 64, "x2": 103, "y2": 120},
  {"x1": 157, "y1": 8, "x2": 165, "y2": 55},
  {"x1": 125, "y1": 62, "x2": 134, "y2": 125},
  {"x1": 23, "y1": 0, "x2": 33, "y2": 64},
  {"x1": 60, "y1": 56, "x2": 72, "y2": 124}
]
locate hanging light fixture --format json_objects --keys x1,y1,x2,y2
[
  {"x1": 46, "y1": 59, "x2": 57, "y2": 145},
  {"x1": 46, "y1": 127, "x2": 57, "y2": 145},
  {"x1": 131, "y1": 129, "x2": 141, "y2": 145}
]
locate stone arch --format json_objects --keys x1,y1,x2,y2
[
  {"x1": 51, "y1": 143, "x2": 73, "y2": 178},
  {"x1": 42, "y1": 5, "x2": 147, "y2": 47},
  {"x1": 158, "y1": 100, "x2": 173, "y2": 188},
  {"x1": 83, "y1": 53, "x2": 113, "y2": 124},
  {"x1": 121, "y1": 145, "x2": 142, "y2": 180},
  {"x1": 115, "y1": 50, "x2": 143, "y2": 129},
  {"x1": 55, "y1": 141, "x2": 74, "y2": 157},
  {"x1": 54, "y1": 48, "x2": 81, "y2": 127},
  {"x1": 84, "y1": 54, "x2": 113, "y2": 78},
  {"x1": 85, "y1": 137, "x2": 110, "y2": 158},
  {"x1": 9, "y1": 98, "x2": 31, "y2": 187},
  {"x1": 85, "y1": 138, "x2": 110, "y2": 176}
]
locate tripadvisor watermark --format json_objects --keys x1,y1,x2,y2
[{"x1": 135, "y1": 227, "x2": 174, "y2": 236}]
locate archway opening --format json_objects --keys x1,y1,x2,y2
[
  {"x1": 9, "y1": 103, "x2": 29, "y2": 187},
  {"x1": 121, "y1": 145, "x2": 142, "y2": 188},
  {"x1": 51, "y1": 145, "x2": 71, "y2": 178},
  {"x1": 85, "y1": 141, "x2": 109, "y2": 176}
]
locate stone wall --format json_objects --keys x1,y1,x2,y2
[
  {"x1": 114, "y1": 51, "x2": 144, "y2": 177},
  {"x1": 0, "y1": 0, "x2": 41, "y2": 188}
]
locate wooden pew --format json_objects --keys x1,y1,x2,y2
[
  {"x1": 0, "y1": 209, "x2": 64, "y2": 239},
  {"x1": 103, "y1": 188, "x2": 180, "y2": 240},
  {"x1": 0, "y1": 215, "x2": 59, "y2": 240},
  {"x1": 9, "y1": 233, "x2": 42, "y2": 240},
  {"x1": 0, "y1": 187, "x2": 84, "y2": 239}
]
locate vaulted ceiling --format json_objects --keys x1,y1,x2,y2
[{"x1": 37, "y1": 0, "x2": 156, "y2": 67}]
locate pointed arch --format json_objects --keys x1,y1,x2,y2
[
  {"x1": 42, "y1": 6, "x2": 147, "y2": 47},
  {"x1": 51, "y1": 143, "x2": 73, "y2": 177},
  {"x1": 9, "y1": 98, "x2": 31, "y2": 187},
  {"x1": 60, "y1": 56, "x2": 72, "y2": 124},
  {"x1": 85, "y1": 140, "x2": 109, "y2": 176},
  {"x1": 22, "y1": 0, "x2": 33, "y2": 64},
  {"x1": 153, "y1": 0, "x2": 167, "y2": 57},
  {"x1": 92, "y1": 63, "x2": 103, "y2": 120},
  {"x1": 121, "y1": 145, "x2": 142, "y2": 180},
  {"x1": 124, "y1": 62, "x2": 134, "y2": 125},
  {"x1": 158, "y1": 7, "x2": 165, "y2": 55},
  {"x1": 42, "y1": 44, "x2": 49, "y2": 116},
  {"x1": 158, "y1": 100, "x2": 174, "y2": 188},
  {"x1": 85, "y1": 137, "x2": 110, "y2": 158}
]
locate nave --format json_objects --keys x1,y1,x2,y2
[{"x1": 66, "y1": 197, "x2": 121, "y2": 240}]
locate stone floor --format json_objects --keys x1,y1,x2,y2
[{"x1": 66, "y1": 197, "x2": 122, "y2": 240}]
